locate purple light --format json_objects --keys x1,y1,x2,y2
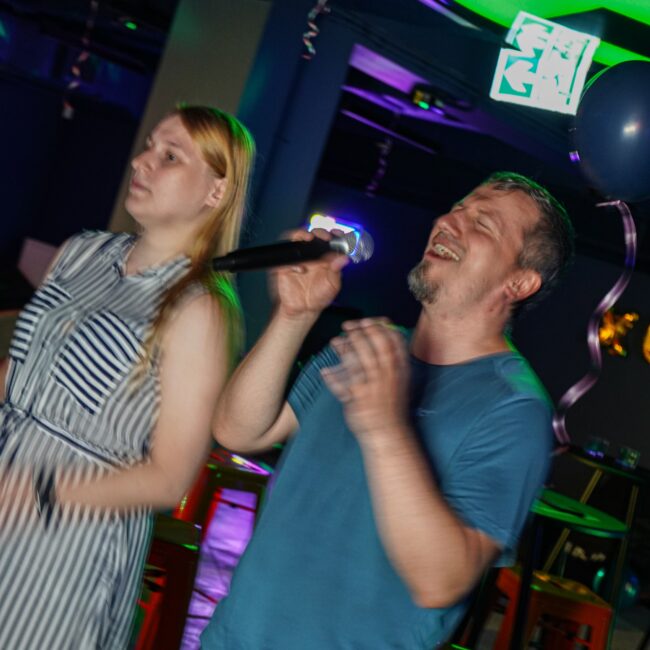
[
  {"x1": 417, "y1": 0, "x2": 479, "y2": 29},
  {"x1": 348, "y1": 44, "x2": 428, "y2": 94},
  {"x1": 569, "y1": 150, "x2": 581, "y2": 163},
  {"x1": 341, "y1": 85, "x2": 482, "y2": 133}
]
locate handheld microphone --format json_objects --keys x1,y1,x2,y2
[{"x1": 211, "y1": 230, "x2": 374, "y2": 272}]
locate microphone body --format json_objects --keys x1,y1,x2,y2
[{"x1": 211, "y1": 231, "x2": 373, "y2": 272}]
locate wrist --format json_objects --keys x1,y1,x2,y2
[
  {"x1": 356, "y1": 421, "x2": 415, "y2": 455},
  {"x1": 272, "y1": 304, "x2": 320, "y2": 328}
]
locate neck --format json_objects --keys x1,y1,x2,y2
[
  {"x1": 410, "y1": 303, "x2": 511, "y2": 365},
  {"x1": 126, "y1": 230, "x2": 192, "y2": 274}
]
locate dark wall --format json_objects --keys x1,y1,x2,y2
[{"x1": 0, "y1": 73, "x2": 139, "y2": 273}]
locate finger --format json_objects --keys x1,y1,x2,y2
[
  {"x1": 310, "y1": 227, "x2": 334, "y2": 241},
  {"x1": 328, "y1": 253, "x2": 349, "y2": 272},
  {"x1": 346, "y1": 324, "x2": 406, "y2": 376},
  {"x1": 342, "y1": 328, "x2": 383, "y2": 377},
  {"x1": 341, "y1": 317, "x2": 393, "y2": 332},
  {"x1": 331, "y1": 337, "x2": 366, "y2": 384},
  {"x1": 321, "y1": 367, "x2": 352, "y2": 403}
]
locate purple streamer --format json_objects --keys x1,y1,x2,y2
[{"x1": 553, "y1": 201, "x2": 637, "y2": 444}]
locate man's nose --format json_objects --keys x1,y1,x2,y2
[{"x1": 436, "y1": 210, "x2": 464, "y2": 238}]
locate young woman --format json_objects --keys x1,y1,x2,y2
[{"x1": 0, "y1": 105, "x2": 254, "y2": 648}]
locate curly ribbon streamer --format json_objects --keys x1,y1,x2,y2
[
  {"x1": 365, "y1": 137, "x2": 393, "y2": 197},
  {"x1": 302, "y1": 0, "x2": 331, "y2": 60},
  {"x1": 62, "y1": 0, "x2": 99, "y2": 119},
  {"x1": 553, "y1": 200, "x2": 637, "y2": 444}
]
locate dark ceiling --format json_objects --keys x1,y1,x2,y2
[
  {"x1": 0, "y1": 0, "x2": 178, "y2": 72},
  {"x1": 2, "y1": 0, "x2": 649, "y2": 271}
]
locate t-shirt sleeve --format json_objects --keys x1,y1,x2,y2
[
  {"x1": 440, "y1": 396, "x2": 553, "y2": 566},
  {"x1": 287, "y1": 346, "x2": 338, "y2": 421}
]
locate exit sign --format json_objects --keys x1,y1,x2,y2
[{"x1": 490, "y1": 11, "x2": 600, "y2": 114}]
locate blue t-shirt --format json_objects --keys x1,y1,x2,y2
[{"x1": 202, "y1": 346, "x2": 552, "y2": 649}]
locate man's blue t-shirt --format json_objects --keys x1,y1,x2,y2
[{"x1": 202, "y1": 346, "x2": 552, "y2": 649}]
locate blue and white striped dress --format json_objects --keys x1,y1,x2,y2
[{"x1": 0, "y1": 231, "x2": 191, "y2": 649}]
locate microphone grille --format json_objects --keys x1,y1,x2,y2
[{"x1": 347, "y1": 230, "x2": 374, "y2": 263}]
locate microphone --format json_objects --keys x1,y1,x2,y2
[{"x1": 211, "y1": 230, "x2": 374, "y2": 272}]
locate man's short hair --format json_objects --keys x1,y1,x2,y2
[{"x1": 483, "y1": 171, "x2": 575, "y2": 312}]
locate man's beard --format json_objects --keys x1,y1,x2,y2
[{"x1": 407, "y1": 260, "x2": 439, "y2": 304}]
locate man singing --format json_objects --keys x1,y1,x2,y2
[{"x1": 202, "y1": 172, "x2": 574, "y2": 649}]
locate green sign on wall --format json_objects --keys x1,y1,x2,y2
[{"x1": 490, "y1": 11, "x2": 600, "y2": 114}]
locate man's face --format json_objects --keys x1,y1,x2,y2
[{"x1": 408, "y1": 184, "x2": 541, "y2": 314}]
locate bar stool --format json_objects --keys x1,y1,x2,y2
[
  {"x1": 172, "y1": 447, "x2": 271, "y2": 539},
  {"x1": 136, "y1": 449, "x2": 271, "y2": 649},
  {"x1": 543, "y1": 447, "x2": 646, "y2": 626},
  {"x1": 502, "y1": 488, "x2": 628, "y2": 650},
  {"x1": 134, "y1": 514, "x2": 201, "y2": 650},
  {"x1": 495, "y1": 566, "x2": 612, "y2": 649}
]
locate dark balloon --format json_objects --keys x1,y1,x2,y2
[{"x1": 574, "y1": 60, "x2": 650, "y2": 202}]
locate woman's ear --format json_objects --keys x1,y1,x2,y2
[{"x1": 206, "y1": 177, "x2": 227, "y2": 208}]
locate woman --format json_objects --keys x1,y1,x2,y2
[{"x1": 0, "y1": 105, "x2": 254, "y2": 648}]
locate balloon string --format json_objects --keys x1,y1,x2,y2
[{"x1": 552, "y1": 200, "x2": 637, "y2": 444}]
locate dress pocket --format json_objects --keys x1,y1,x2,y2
[
  {"x1": 8, "y1": 282, "x2": 72, "y2": 362},
  {"x1": 53, "y1": 311, "x2": 142, "y2": 415}
]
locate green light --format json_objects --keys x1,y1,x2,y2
[
  {"x1": 417, "y1": 100, "x2": 430, "y2": 110},
  {"x1": 454, "y1": 0, "x2": 650, "y2": 66},
  {"x1": 0, "y1": 20, "x2": 8, "y2": 41},
  {"x1": 124, "y1": 20, "x2": 138, "y2": 31}
]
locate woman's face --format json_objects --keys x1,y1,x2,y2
[{"x1": 125, "y1": 114, "x2": 224, "y2": 232}]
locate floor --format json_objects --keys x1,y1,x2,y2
[{"x1": 179, "y1": 488, "x2": 649, "y2": 650}]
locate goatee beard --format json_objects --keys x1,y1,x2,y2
[{"x1": 408, "y1": 260, "x2": 438, "y2": 304}]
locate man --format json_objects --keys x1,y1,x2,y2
[{"x1": 201, "y1": 172, "x2": 574, "y2": 649}]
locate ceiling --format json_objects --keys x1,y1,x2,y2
[
  {"x1": 1, "y1": 0, "x2": 649, "y2": 270},
  {"x1": 0, "y1": 0, "x2": 178, "y2": 72}
]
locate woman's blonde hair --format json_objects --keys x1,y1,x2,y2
[{"x1": 138, "y1": 105, "x2": 255, "y2": 377}]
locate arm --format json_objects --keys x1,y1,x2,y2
[
  {"x1": 57, "y1": 292, "x2": 229, "y2": 510},
  {"x1": 323, "y1": 320, "x2": 499, "y2": 608},
  {"x1": 213, "y1": 229, "x2": 348, "y2": 453}
]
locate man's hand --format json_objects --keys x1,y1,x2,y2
[
  {"x1": 270, "y1": 229, "x2": 349, "y2": 321},
  {"x1": 322, "y1": 318, "x2": 411, "y2": 448}
]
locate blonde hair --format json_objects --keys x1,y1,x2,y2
[{"x1": 137, "y1": 105, "x2": 255, "y2": 377}]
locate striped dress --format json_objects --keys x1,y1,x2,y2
[{"x1": 0, "y1": 231, "x2": 190, "y2": 649}]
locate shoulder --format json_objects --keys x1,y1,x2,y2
[
  {"x1": 454, "y1": 353, "x2": 553, "y2": 455},
  {"x1": 163, "y1": 289, "x2": 224, "y2": 344},
  {"x1": 48, "y1": 230, "x2": 131, "y2": 279}
]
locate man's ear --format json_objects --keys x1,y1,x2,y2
[
  {"x1": 505, "y1": 268, "x2": 542, "y2": 303},
  {"x1": 206, "y1": 177, "x2": 227, "y2": 208}
]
